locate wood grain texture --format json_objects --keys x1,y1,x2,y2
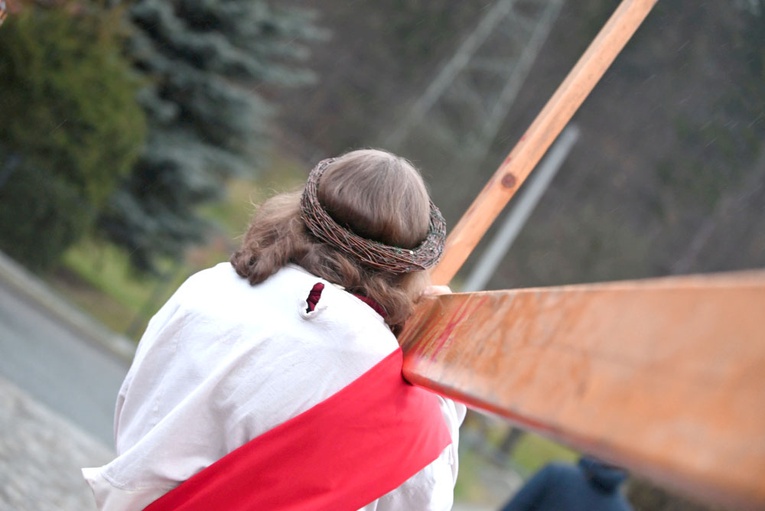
[
  {"x1": 401, "y1": 271, "x2": 765, "y2": 510},
  {"x1": 430, "y1": 0, "x2": 659, "y2": 285}
]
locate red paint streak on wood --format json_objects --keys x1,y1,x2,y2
[{"x1": 430, "y1": 296, "x2": 486, "y2": 360}]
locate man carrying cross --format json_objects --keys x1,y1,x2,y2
[
  {"x1": 82, "y1": 0, "x2": 765, "y2": 508},
  {"x1": 82, "y1": 149, "x2": 466, "y2": 511}
]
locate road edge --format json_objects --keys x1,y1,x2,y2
[{"x1": 0, "y1": 250, "x2": 136, "y2": 364}]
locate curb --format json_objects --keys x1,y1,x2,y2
[{"x1": 0, "y1": 250, "x2": 136, "y2": 364}]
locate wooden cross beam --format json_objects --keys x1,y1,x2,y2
[
  {"x1": 401, "y1": 272, "x2": 765, "y2": 510},
  {"x1": 400, "y1": 0, "x2": 765, "y2": 509}
]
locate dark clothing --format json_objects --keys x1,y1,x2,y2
[{"x1": 500, "y1": 457, "x2": 633, "y2": 511}]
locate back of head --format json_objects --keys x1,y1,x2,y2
[
  {"x1": 318, "y1": 149, "x2": 431, "y2": 250},
  {"x1": 231, "y1": 148, "x2": 444, "y2": 332}
]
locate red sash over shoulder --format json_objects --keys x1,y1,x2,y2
[{"x1": 144, "y1": 348, "x2": 452, "y2": 511}]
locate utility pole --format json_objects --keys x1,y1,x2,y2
[{"x1": 385, "y1": 0, "x2": 565, "y2": 167}]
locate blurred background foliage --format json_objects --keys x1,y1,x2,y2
[
  {"x1": 0, "y1": 0, "x2": 763, "y2": 509},
  {"x1": 96, "y1": 0, "x2": 326, "y2": 273},
  {"x1": 0, "y1": 3, "x2": 145, "y2": 270}
]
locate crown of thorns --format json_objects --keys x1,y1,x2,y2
[{"x1": 300, "y1": 158, "x2": 446, "y2": 274}]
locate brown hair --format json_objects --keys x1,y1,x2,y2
[{"x1": 230, "y1": 149, "x2": 436, "y2": 332}]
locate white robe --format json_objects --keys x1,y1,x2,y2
[{"x1": 83, "y1": 263, "x2": 465, "y2": 511}]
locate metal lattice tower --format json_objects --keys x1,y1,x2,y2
[{"x1": 385, "y1": 0, "x2": 565, "y2": 164}]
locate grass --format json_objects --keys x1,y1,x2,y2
[
  {"x1": 512, "y1": 432, "x2": 578, "y2": 476},
  {"x1": 53, "y1": 242, "x2": 157, "y2": 335},
  {"x1": 454, "y1": 444, "x2": 488, "y2": 502}
]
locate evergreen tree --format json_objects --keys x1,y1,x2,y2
[
  {"x1": 0, "y1": 4, "x2": 146, "y2": 271},
  {"x1": 98, "y1": 0, "x2": 324, "y2": 273}
]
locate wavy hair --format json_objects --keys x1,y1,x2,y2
[{"x1": 230, "y1": 149, "x2": 436, "y2": 333}]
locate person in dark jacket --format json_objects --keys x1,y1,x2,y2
[{"x1": 499, "y1": 456, "x2": 633, "y2": 511}]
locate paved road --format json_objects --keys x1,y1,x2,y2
[
  {"x1": 0, "y1": 257, "x2": 129, "y2": 511},
  {"x1": 0, "y1": 281, "x2": 129, "y2": 446},
  {"x1": 0, "y1": 376, "x2": 114, "y2": 511}
]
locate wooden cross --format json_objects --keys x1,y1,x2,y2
[{"x1": 400, "y1": 1, "x2": 765, "y2": 509}]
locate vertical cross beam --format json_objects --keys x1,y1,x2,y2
[{"x1": 429, "y1": 0, "x2": 659, "y2": 286}]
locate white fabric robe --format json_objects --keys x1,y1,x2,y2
[{"x1": 83, "y1": 263, "x2": 465, "y2": 511}]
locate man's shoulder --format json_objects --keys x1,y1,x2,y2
[{"x1": 541, "y1": 462, "x2": 580, "y2": 479}]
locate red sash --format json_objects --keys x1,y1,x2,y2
[{"x1": 143, "y1": 348, "x2": 452, "y2": 511}]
